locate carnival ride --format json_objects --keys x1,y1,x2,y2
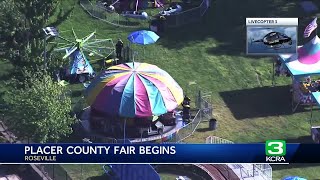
[
  {"x1": 121, "y1": 0, "x2": 149, "y2": 20},
  {"x1": 83, "y1": 62, "x2": 184, "y2": 139},
  {"x1": 159, "y1": 3, "x2": 182, "y2": 16},
  {"x1": 48, "y1": 28, "x2": 115, "y2": 83},
  {"x1": 98, "y1": 0, "x2": 152, "y2": 19}
]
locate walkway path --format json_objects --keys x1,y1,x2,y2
[{"x1": 0, "y1": 120, "x2": 51, "y2": 180}]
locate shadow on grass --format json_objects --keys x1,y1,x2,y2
[
  {"x1": 219, "y1": 85, "x2": 309, "y2": 120},
  {"x1": 49, "y1": 4, "x2": 75, "y2": 28},
  {"x1": 87, "y1": 175, "x2": 111, "y2": 180},
  {"x1": 272, "y1": 163, "x2": 320, "y2": 171},
  {"x1": 285, "y1": 135, "x2": 314, "y2": 143},
  {"x1": 160, "y1": 0, "x2": 318, "y2": 56},
  {"x1": 71, "y1": 89, "x2": 83, "y2": 98},
  {"x1": 196, "y1": 127, "x2": 212, "y2": 132}
]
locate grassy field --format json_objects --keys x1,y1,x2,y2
[{"x1": 1, "y1": 0, "x2": 320, "y2": 179}]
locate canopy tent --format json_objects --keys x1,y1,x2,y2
[
  {"x1": 279, "y1": 35, "x2": 320, "y2": 76},
  {"x1": 310, "y1": 91, "x2": 320, "y2": 121},
  {"x1": 311, "y1": 91, "x2": 320, "y2": 106},
  {"x1": 310, "y1": 92, "x2": 320, "y2": 144},
  {"x1": 277, "y1": 36, "x2": 320, "y2": 112}
]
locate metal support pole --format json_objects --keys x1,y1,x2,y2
[
  {"x1": 310, "y1": 104, "x2": 313, "y2": 125},
  {"x1": 272, "y1": 60, "x2": 275, "y2": 87},
  {"x1": 44, "y1": 35, "x2": 47, "y2": 69}
]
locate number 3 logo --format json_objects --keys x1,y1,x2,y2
[{"x1": 267, "y1": 142, "x2": 283, "y2": 155}]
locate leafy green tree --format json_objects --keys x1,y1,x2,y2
[
  {"x1": 5, "y1": 70, "x2": 77, "y2": 143},
  {"x1": 0, "y1": 0, "x2": 71, "y2": 70}
]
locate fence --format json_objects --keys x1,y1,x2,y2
[
  {"x1": 164, "y1": 0, "x2": 210, "y2": 28},
  {"x1": 79, "y1": 0, "x2": 148, "y2": 28},
  {"x1": 205, "y1": 136, "x2": 272, "y2": 180},
  {"x1": 166, "y1": 90, "x2": 213, "y2": 143}
]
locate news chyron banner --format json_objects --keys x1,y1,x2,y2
[
  {"x1": 0, "y1": 141, "x2": 319, "y2": 164},
  {"x1": 246, "y1": 18, "x2": 298, "y2": 55}
]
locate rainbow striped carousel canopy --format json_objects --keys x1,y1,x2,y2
[
  {"x1": 84, "y1": 62, "x2": 184, "y2": 118},
  {"x1": 279, "y1": 36, "x2": 320, "y2": 76}
]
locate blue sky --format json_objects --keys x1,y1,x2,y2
[{"x1": 247, "y1": 27, "x2": 297, "y2": 41}]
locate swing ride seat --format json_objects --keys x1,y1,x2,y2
[
  {"x1": 121, "y1": 11, "x2": 148, "y2": 20},
  {"x1": 58, "y1": 80, "x2": 69, "y2": 86},
  {"x1": 98, "y1": 1, "x2": 117, "y2": 13},
  {"x1": 104, "y1": 58, "x2": 119, "y2": 66},
  {"x1": 159, "y1": 4, "x2": 182, "y2": 16}
]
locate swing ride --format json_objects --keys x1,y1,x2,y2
[
  {"x1": 121, "y1": 0, "x2": 148, "y2": 20},
  {"x1": 47, "y1": 28, "x2": 115, "y2": 83},
  {"x1": 100, "y1": 0, "x2": 119, "y2": 12},
  {"x1": 159, "y1": 3, "x2": 182, "y2": 16}
]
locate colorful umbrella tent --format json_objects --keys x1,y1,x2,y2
[
  {"x1": 85, "y1": 62, "x2": 184, "y2": 118},
  {"x1": 278, "y1": 36, "x2": 320, "y2": 112},
  {"x1": 279, "y1": 35, "x2": 320, "y2": 76}
]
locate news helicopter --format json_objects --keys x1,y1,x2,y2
[{"x1": 250, "y1": 29, "x2": 293, "y2": 50}]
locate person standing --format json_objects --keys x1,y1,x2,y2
[{"x1": 116, "y1": 38, "x2": 124, "y2": 59}]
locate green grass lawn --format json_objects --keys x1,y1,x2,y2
[{"x1": 1, "y1": 0, "x2": 320, "y2": 179}]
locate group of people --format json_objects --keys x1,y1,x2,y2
[{"x1": 299, "y1": 76, "x2": 320, "y2": 93}]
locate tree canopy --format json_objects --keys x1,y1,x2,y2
[
  {"x1": 5, "y1": 70, "x2": 76, "y2": 143},
  {"x1": 0, "y1": 0, "x2": 60, "y2": 68}
]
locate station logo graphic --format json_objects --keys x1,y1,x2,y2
[{"x1": 265, "y1": 140, "x2": 286, "y2": 162}]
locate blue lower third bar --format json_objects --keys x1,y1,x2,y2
[{"x1": 0, "y1": 144, "x2": 315, "y2": 163}]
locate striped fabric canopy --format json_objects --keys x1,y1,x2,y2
[
  {"x1": 85, "y1": 62, "x2": 184, "y2": 118},
  {"x1": 279, "y1": 36, "x2": 320, "y2": 76},
  {"x1": 311, "y1": 92, "x2": 320, "y2": 107}
]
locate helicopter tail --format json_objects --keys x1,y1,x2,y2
[{"x1": 250, "y1": 38, "x2": 263, "y2": 44}]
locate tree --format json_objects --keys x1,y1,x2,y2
[
  {"x1": 0, "y1": 0, "x2": 66, "y2": 69},
  {"x1": 5, "y1": 70, "x2": 77, "y2": 143}
]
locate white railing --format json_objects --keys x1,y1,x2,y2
[
  {"x1": 205, "y1": 136, "x2": 233, "y2": 144},
  {"x1": 205, "y1": 136, "x2": 272, "y2": 180}
]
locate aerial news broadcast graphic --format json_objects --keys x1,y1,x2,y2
[
  {"x1": 2, "y1": 0, "x2": 320, "y2": 179},
  {"x1": 246, "y1": 18, "x2": 298, "y2": 55}
]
